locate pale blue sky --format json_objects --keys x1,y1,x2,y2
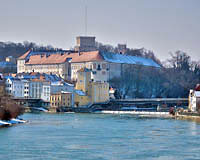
[{"x1": 0, "y1": 0, "x2": 199, "y2": 61}]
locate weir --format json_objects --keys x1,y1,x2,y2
[{"x1": 89, "y1": 98, "x2": 188, "y2": 112}]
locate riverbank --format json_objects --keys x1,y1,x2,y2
[{"x1": 175, "y1": 112, "x2": 200, "y2": 122}]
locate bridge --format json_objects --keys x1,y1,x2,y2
[
  {"x1": 110, "y1": 98, "x2": 188, "y2": 107},
  {"x1": 88, "y1": 98, "x2": 189, "y2": 112},
  {"x1": 111, "y1": 98, "x2": 188, "y2": 104}
]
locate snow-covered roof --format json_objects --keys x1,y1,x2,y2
[
  {"x1": 61, "y1": 91, "x2": 72, "y2": 94},
  {"x1": 5, "y1": 76, "x2": 21, "y2": 81},
  {"x1": 101, "y1": 52, "x2": 161, "y2": 68},
  {"x1": 75, "y1": 90, "x2": 86, "y2": 96},
  {"x1": 51, "y1": 81, "x2": 74, "y2": 87},
  {"x1": 14, "y1": 73, "x2": 62, "y2": 82}
]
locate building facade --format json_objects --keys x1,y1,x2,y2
[
  {"x1": 17, "y1": 49, "x2": 160, "y2": 82},
  {"x1": 5, "y1": 78, "x2": 24, "y2": 98},
  {"x1": 50, "y1": 91, "x2": 73, "y2": 108},
  {"x1": 74, "y1": 68, "x2": 109, "y2": 107},
  {"x1": 75, "y1": 36, "x2": 96, "y2": 52},
  {"x1": 17, "y1": 50, "x2": 72, "y2": 80}
]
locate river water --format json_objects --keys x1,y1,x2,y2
[{"x1": 0, "y1": 113, "x2": 200, "y2": 160}]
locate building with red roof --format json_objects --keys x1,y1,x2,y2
[{"x1": 17, "y1": 44, "x2": 160, "y2": 82}]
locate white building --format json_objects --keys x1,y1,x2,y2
[
  {"x1": 17, "y1": 50, "x2": 72, "y2": 80},
  {"x1": 70, "y1": 51, "x2": 160, "y2": 82},
  {"x1": 29, "y1": 80, "x2": 51, "y2": 102},
  {"x1": 189, "y1": 90, "x2": 200, "y2": 112},
  {"x1": 41, "y1": 82, "x2": 51, "y2": 102},
  {"x1": 5, "y1": 77, "x2": 24, "y2": 98},
  {"x1": 23, "y1": 80, "x2": 29, "y2": 98},
  {"x1": 17, "y1": 49, "x2": 160, "y2": 82}
]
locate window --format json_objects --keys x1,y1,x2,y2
[
  {"x1": 102, "y1": 64, "x2": 106, "y2": 69},
  {"x1": 97, "y1": 64, "x2": 101, "y2": 70},
  {"x1": 93, "y1": 63, "x2": 96, "y2": 69}
]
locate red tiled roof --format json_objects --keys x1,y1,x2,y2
[
  {"x1": 25, "y1": 51, "x2": 103, "y2": 65},
  {"x1": 71, "y1": 51, "x2": 103, "y2": 63},
  {"x1": 18, "y1": 50, "x2": 31, "y2": 60},
  {"x1": 26, "y1": 54, "x2": 72, "y2": 65}
]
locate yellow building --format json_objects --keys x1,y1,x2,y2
[
  {"x1": 74, "y1": 90, "x2": 90, "y2": 107},
  {"x1": 75, "y1": 68, "x2": 91, "y2": 93},
  {"x1": 89, "y1": 82, "x2": 109, "y2": 103},
  {"x1": 74, "y1": 68, "x2": 109, "y2": 107},
  {"x1": 50, "y1": 91, "x2": 72, "y2": 108}
]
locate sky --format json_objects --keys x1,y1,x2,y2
[{"x1": 0, "y1": 0, "x2": 200, "y2": 61}]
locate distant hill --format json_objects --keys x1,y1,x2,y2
[{"x1": 0, "y1": 41, "x2": 57, "y2": 62}]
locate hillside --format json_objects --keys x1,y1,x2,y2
[{"x1": 0, "y1": 41, "x2": 56, "y2": 61}]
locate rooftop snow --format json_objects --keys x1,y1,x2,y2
[
  {"x1": 101, "y1": 52, "x2": 161, "y2": 68},
  {"x1": 75, "y1": 90, "x2": 86, "y2": 96}
]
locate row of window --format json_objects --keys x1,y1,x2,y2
[
  {"x1": 72, "y1": 63, "x2": 108, "y2": 70},
  {"x1": 51, "y1": 102, "x2": 71, "y2": 106},
  {"x1": 27, "y1": 65, "x2": 61, "y2": 70},
  {"x1": 50, "y1": 97, "x2": 71, "y2": 101}
]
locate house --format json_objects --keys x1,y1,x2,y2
[
  {"x1": 5, "y1": 77, "x2": 24, "y2": 98},
  {"x1": 17, "y1": 50, "x2": 73, "y2": 80},
  {"x1": 50, "y1": 91, "x2": 73, "y2": 108},
  {"x1": 50, "y1": 81, "x2": 74, "y2": 106},
  {"x1": 27, "y1": 75, "x2": 51, "y2": 102}
]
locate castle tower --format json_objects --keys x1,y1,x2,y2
[{"x1": 75, "y1": 36, "x2": 96, "y2": 52}]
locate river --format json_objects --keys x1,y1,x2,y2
[{"x1": 0, "y1": 113, "x2": 200, "y2": 160}]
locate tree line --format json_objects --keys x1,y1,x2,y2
[
  {"x1": 0, "y1": 41, "x2": 58, "y2": 62},
  {"x1": 109, "y1": 51, "x2": 200, "y2": 98}
]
